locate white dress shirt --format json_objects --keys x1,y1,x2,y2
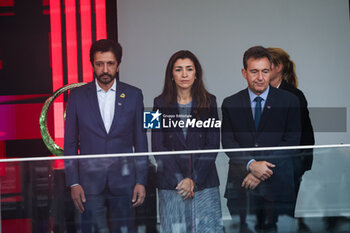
[{"x1": 96, "y1": 79, "x2": 116, "y2": 133}]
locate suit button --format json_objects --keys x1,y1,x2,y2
[
  {"x1": 254, "y1": 143, "x2": 259, "y2": 147},
  {"x1": 169, "y1": 135, "x2": 173, "y2": 139},
  {"x1": 199, "y1": 134, "x2": 202, "y2": 138}
]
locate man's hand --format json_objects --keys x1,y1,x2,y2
[
  {"x1": 71, "y1": 185, "x2": 86, "y2": 213},
  {"x1": 132, "y1": 184, "x2": 146, "y2": 207},
  {"x1": 176, "y1": 178, "x2": 194, "y2": 200},
  {"x1": 242, "y1": 173, "x2": 261, "y2": 190},
  {"x1": 249, "y1": 161, "x2": 275, "y2": 181}
]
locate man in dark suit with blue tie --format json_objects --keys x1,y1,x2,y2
[
  {"x1": 64, "y1": 39, "x2": 148, "y2": 233},
  {"x1": 222, "y1": 46, "x2": 301, "y2": 233}
]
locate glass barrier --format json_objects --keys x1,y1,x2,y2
[{"x1": 1, "y1": 145, "x2": 350, "y2": 233}]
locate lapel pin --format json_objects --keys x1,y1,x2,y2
[
  {"x1": 120, "y1": 93, "x2": 125, "y2": 98},
  {"x1": 267, "y1": 106, "x2": 271, "y2": 109}
]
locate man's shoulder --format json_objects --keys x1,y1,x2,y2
[
  {"x1": 68, "y1": 81, "x2": 93, "y2": 98},
  {"x1": 222, "y1": 89, "x2": 247, "y2": 106}
]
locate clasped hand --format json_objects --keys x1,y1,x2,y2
[
  {"x1": 176, "y1": 178, "x2": 194, "y2": 200},
  {"x1": 242, "y1": 161, "x2": 276, "y2": 190},
  {"x1": 249, "y1": 161, "x2": 275, "y2": 181}
]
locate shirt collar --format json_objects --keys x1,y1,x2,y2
[
  {"x1": 248, "y1": 85, "x2": 270, "y2": 103},
  {"x1": 95, "y1": 79, "x2": 117, "y2": 93}
]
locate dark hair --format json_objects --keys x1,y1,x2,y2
[
  {"x1": 159, "y1": 50, "x2": 212, "y2": 112},
  {"x1": 267, "y1": 47, "x2": 298, "y2": 88},
  {"x1": 89, "y1": 39, "x2": 122, "y2": 65},
  {"x1": 243, "y1": 46, "x2": 272, "y2": 69}
]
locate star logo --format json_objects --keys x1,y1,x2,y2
[
  {"x1": 150, "y1": 109, "x2": 161, "y2": 123},
  {"x1": 143, "y1": 110, "x2": 162, "y2": 129}
]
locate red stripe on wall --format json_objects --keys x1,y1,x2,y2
[
  {"x1": 0, "y1": 103, "x2": 53, "y2": 140},
  {"x1": 0, "y1": 0, "x2": 14, "y2": 7},
  {"x1": 2, "y1": 219, "x2": 32, "y2": 233},
  {"x1": 43, "y1": 9, "x2": 50, "y2": 15},
  {"x1": 0, "y1": 12, "x2": 15, "y2": 16},
  {"x1": 65, "y1": 0, "x2": 79, "y2": 84},
  {"x1": 95, "y1": 0, "x2": 107, "y2": 40},
  {"x1": 49, "y1": 0, "x2": 65, "y2": 145},
  {"x1": 49, "y1": 0, "x2": 63, "y2": 91},
  {"x1": 0, "y1": 94, "x2": 50, "y2": 104},
  {"x1": 80, "y1": 0, "x2": 93, "y2": 82}
]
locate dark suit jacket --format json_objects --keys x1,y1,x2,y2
[
  {"x1": 152, "y1": 95, "x2": 220, "y2": 191},
  {"x1": 64, "y1": 80, "x2": 148, "y2": 196},
  {"x1": 279, "y1": 80, "x2": 314, "y2": 173},
  {"x1": 221, "y1": 86, "x2": 301, "y2": 202}
]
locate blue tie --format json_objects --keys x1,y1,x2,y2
[{"x1": 254, "y1": 96, "x2": 263, "y2": 130}]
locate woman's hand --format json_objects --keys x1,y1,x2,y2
[{"x1": 176, "y1": 178, "x2": 195, "y2": 200}]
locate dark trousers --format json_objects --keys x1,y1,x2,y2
[
  {"x1": 252, "y1": 194, "x2": 278, "y2": 225},
  {"x1": 135, "y1": 163, "x2": 158, "y2": 233},
  {"x1": 82, "y1": 187, "x2": 135, "y2": 233},
  {"x1": 225, "y1": 163, "x2": 249, "y2": 224},
  {"x1": 227, "y1": 195, "x2": 248, "y2": 224}
]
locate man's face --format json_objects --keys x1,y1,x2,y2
[
  {"x1": 242, "y1": 57, "x2": 271, "y2": 95},
  {"x1": 93, "y1": 51, "x2": 119, "y2": 86}
]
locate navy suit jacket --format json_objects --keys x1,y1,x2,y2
[
  {"x1": 64, "y1": 80, "x2": 148, "y2": 196},
  {"x1": 152, "y1": 95, "x2": 220, "y2": 191},
  {"x1": 222, "y1": 86, "x2": 301, "y2": 202}
]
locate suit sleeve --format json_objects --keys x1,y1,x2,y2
[
  {"x1": 298, "y1": 92, "x2": 314, "y2": 171},
  {"x1": 192, "y1": 98, "x2": 220, "y2": 185},
  {"x1": 151, "y1": 98, "x2": 184, "y2": 187},
  {"x1": 133, "y1": 90, "x2": 149, "y2": 186},
  {"x1": 221, "y1": 99, "x2": 252, "y2": 166},
  {"x1": 64, "y1": 90, "x2": 80, "y2": 187}
]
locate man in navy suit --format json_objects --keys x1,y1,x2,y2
[
  {"x1": 64, "y1": 39, "x2": 148, "y2": 233},
  {"x1": 222, "y1": 46, "x2": 301, "y2": 232}
]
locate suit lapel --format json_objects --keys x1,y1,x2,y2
[
  {"x1": 258, "y1": 87, "x2": 276, "y2": 131},
  {"x1": 86, "y1": 81, "x2": 106, "y2": 134},
  {"x1": 109, "y1": 80, "x2": 126, "y2": 134},
  {"x1": 242, "y1": 89, "x2": 256, "y2": 133}
]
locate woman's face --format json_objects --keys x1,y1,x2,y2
[
  {"x1": 172, "y1": 58, "x2": 196, "y2": 91},
  {"x1": 269, "y1": 63, "x2": 283, "y2": 83}
]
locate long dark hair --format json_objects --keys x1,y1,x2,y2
[
  {"x1": 267, "y1": 47, "x2": 298, "y2": 88},
  {"x1": 159, "y1": 50, "x2": 212, "y2": 112}
]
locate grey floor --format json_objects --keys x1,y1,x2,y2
[
  {"x1": 223, "y1": 215, "x2": 350, "y2": 233},
  {"x1": 134, "y1": 216, "x2": 350, "y2": 233}
]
